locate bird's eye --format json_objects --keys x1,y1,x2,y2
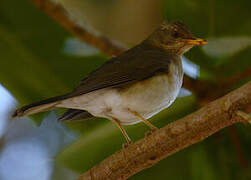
[{"x1": 173, "y1": 32, "x2": 180, "y2": 38}]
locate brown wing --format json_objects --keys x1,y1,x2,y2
[
  {"x1": 68, "y1": 45, "x2": 171, "y2": 97},
  {"x1": 12, "y1": 45, "x2": 172, "y2": 118}
]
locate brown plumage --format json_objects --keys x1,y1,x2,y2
[{"x1": 13, "y1": 21, "x2": 207, "y2": 143}]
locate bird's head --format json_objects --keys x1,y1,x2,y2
[{"x1": 145, "y1": 21, "x2": 208, "y2": 55}]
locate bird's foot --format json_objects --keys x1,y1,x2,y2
[
  {"x1": 145, "y1": 127, "x2": 158, "y2": 137},
  {"x1": 122, "y1": 141, "x2": 133, "y2": 148}
]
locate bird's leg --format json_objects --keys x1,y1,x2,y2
[
  {"x1": 128, "y1": 109, "x2": 158, "y2": 131},
  {"x1": 236, "y1": 110, "x2": 251, "y2": 124},
  {"x1": 111, "y1": 117, "x2": 132, "y2": 146}
]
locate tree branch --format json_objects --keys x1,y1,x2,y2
[
  {"x1": 27, "y1": 0, "x2": 245, "y2": 102},
  {"x1": 28, "y1": 0, "x2": 126, "y2": 56},
  {"x1": 78, "y1": 82, "x2": 251, "y2": 180},
  {"x1": 26, "y1": 0, "x2": 213, "y2": 93},
  {"x1": 24, "y1": 1, "x2": 251, "y2": 179}
]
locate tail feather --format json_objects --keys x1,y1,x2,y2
[
  {"x1": 12, "y1": 94, "x2": 69, "y2": 118},
  {"x1": 58, "y1": 109, "x2": 93, "y2": 121}
]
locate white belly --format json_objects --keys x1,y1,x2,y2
[
  {"x1": 119, "y1": 63, "x2": 183, "y2": 124},
  {"x1": 122, "y1": 74, "x2": 182, "y2": 122},
  {"x1": 58, "y1": 62, "x2": 183, "y2": 125}
]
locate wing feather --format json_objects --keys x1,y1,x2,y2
[{"x1": 68, "y1": 45, "x2": 171, "y2": 98}]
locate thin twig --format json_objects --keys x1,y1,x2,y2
[
  {"x1": 28, "y1": 0, "x2": 126, "y2": 56},
  {"x1": 78, "y1": 82, "x2": 251, "y2": 180},
  {"x1": 26, "y1": 0, "x2": 215, "y2": 97},
  {"x1": 24, "y1": 2, "x2": 251, "y2": 179},
  {"x1": 27, "y1": 0, "x2": 247, "y2": 102}
]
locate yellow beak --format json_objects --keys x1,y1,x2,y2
[{"x1": 185, "y1": 38, "x2": 208, "y2": 46}]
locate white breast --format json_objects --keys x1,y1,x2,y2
[{"x1": 119, "y1": 61, "x2": 183, "y2": 124}]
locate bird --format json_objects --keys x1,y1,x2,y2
[{"x1": 12, "y1": 21, "x2": 207, "y2": 144}]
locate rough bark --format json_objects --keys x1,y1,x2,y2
[
  {"x1": 24, "y1": 1, "x2": 251, "y2": 179},
  {"x1": 78, "y1": 82, "x2": 251, "y2": 180}
]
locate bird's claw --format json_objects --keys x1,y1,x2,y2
[
  {"x1": 122, "y1": 141, "x2": 133, "y2": 148},
  {"x1": 145, "y1": 128, "x2": 158, "y2": 137}
]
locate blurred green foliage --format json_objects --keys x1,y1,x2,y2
[{"x1": 0, "y1": 0, "x2": 251, "y2": 179}]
